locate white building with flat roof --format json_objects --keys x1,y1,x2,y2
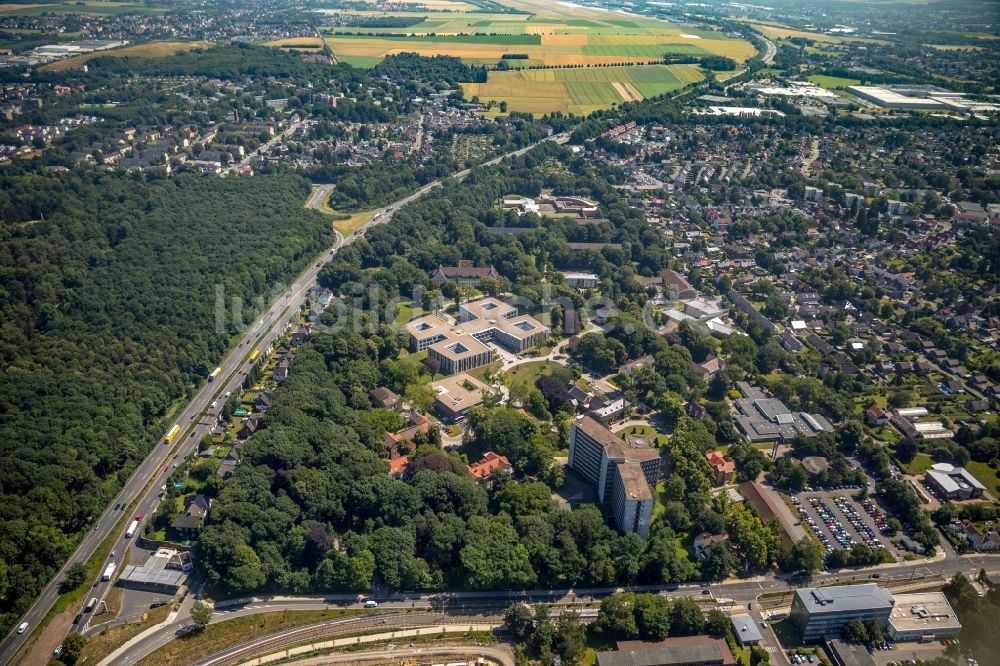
[{"x1": 887, "y1": 592, "x2": 962, "y2": 642}]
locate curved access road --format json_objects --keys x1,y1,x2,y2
[{"x1": 0, "y1": 131, "x2": 568, "y2": 666}]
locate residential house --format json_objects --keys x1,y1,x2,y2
[
  {"x1": 691, "y1": 356, "x2": 726, "y2": 381},
  {"x1": 272, "y1": 356, "x2": 290, "y2": 382},
  {"x1": 693, "y1": 532, "x2": 728, "y2": 559},
  {"x1": 170, "y1": 494, "x2": 210, "y2": 539},
  {"x1": 370, "y1": 386, "x2": 403, "y2": 411},
  {"x1": 706, "y1": 450, "x2": 735, "y2": 485},
  {"x1": 467, "y1": 451, "x2": 512, "y2": 481},
  {"x1": 254, "y1": 389, "x2": 273, "y2": 413},
  {"x1": 238, "y1": 416, "x2": 260, "y2": 440},
  {"x1": 865, "y1": 404, "x2": 888, "y2": 425},
  {"x1": 965, "y1": 523, "x2": 1000, "y2": 551},
  {"x1": 218, "y1": 443, "x2": 242, "y2": 479},
  {"x1": 388, "y1": 455, "x2": 410, "y2": 479},
  {"x1": 619, "y1": 355, "x2": 655, "y2": 376}
]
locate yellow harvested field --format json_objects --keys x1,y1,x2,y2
[
  {"x1": 695, "y1": 38, "x2": 756, "y2": 59},
  {"x1": 266, "y1": 36, "x2": 324, "y2": 50},
  {"x1": 928, "y1": 44, "x2": 982, "y2": 51},
  {"x1": 612, "y1": 81, "x2": 642, "y2": 102},
  {"x1": 541, "y1": 33, "x2": 587, "y2": 46},
  {"x1": 0, "y1": 3, "x2": 47, "y2": 11},
  {"x1": 42, "y1": 40, "x2": 213, "y2": 71}
]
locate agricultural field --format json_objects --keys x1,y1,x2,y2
[
  {"x1": 265, "y1": 36, "x2": 325, "y2": 52},
  {"x1": 462, "y1": 64, "x2": 701, "y2": 116},
  {"x1": 322, "y1": 0, "x2": 754, "y2": 68},
  {"x1": 0, "y1": 1, "x2": 167, "y2": 15},
  {"x1": 41, "y1": 40, "x2": 213, "y2": 71}
]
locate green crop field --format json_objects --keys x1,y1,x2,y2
[
  {"x1": 322, "y1": 0, "x2": 755, "y2": 68},
  {"x1": 463, "y1": 64, "x2": 699, "y2": 116}
]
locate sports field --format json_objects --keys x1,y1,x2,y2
[
  {"x1": 323, "y1": 0, "x2": 754, "y2": 68},
  {"x1": 462, "y1": 64, "x2": 702, "y2": 116}
]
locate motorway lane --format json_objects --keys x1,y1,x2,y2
[{"x1": 0, "y1": 131, "x2": 569, "y2": 666}]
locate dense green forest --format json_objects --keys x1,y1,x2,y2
[{"x1": 0, "y1": 166, "x2": 334, "y2": 634}]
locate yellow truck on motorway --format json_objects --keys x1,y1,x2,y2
[{"x1": 165, "y1": 424, "x2": 180, "y2": 443}]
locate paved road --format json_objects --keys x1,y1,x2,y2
[
  {"x1": 760, "y1": 34, "x2": 777, "y2": 64},
  {"x1": 304, "y1": 183, "x2": 335, "y2": 212},
  {"x1": 0, "y1": 131, "x2": 569, "y2": 666}
]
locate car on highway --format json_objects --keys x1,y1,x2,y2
[
  {"x1": 16, "y1": 622, "x2": 28, "y2": 634},
  {"x1": 134, "y1": 514, "x2": 142, "y2": 521}
]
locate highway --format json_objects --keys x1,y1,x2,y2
[{"x1": 0, "y1": 131, "x2": 568, "y2": 666}]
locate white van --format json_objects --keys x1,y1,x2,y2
[
  {"x1": 364, "y1": 600, "x2": 378, "y2": 608},
  {"x1": 16, "y1": 622, "x2": 28, "y2": 634}
]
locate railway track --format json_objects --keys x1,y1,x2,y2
[{"x1": 192, "y1": 611, "x2": 501, "y2": 666}]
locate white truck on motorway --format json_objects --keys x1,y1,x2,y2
[
  {"x1": 102, "y1": 562, "x2": 116, "y2": 582},
  {"x1": 125, "y1": 518, "x2": 140, "y2": 538}
]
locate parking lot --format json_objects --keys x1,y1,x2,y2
[{"x1": 792, "y1": 488, "x2": 897, "y2": 558}]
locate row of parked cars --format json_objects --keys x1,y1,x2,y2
[
  {"x1": 788, "y1": 653, "x2": 815, "y2": 664},
  {"x1": 795, "y1": 496, "x2": 859, "y2": 553},
  {"x1": 860, "y1": 497, "x2": 891, "y2": 533},
  {"x1": 833, "y1": 495, "x2": 882, "y2": 549}
]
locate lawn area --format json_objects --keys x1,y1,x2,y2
[
  {"x1": 505, "y1": 360, "x2": 563, "y2": 395},
  {"x1": 135, "y1": 609, "x2": 361, "y2": 666},
  {"x1": 394, "y1": 302, "x2": 427, "y2": 326},
  {"x1": 807, "y1": 74, "x2": 861, "y2": 89},
  {"x1": 331, "y1": 209, "x2": 376, "y2": 237},
  {"x1": 618, "y1": 424, "x2": 667, "y2": 447},
  {"x1": 965, "y1": 460, "x2": 1000, "y2": 494},
  {"x1": 900, "y1": 453, "x2": 935, "y2": 475}
]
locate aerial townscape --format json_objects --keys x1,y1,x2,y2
[{"x1": 0, "y1": 0, "x2": 999, "y2": 665}]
